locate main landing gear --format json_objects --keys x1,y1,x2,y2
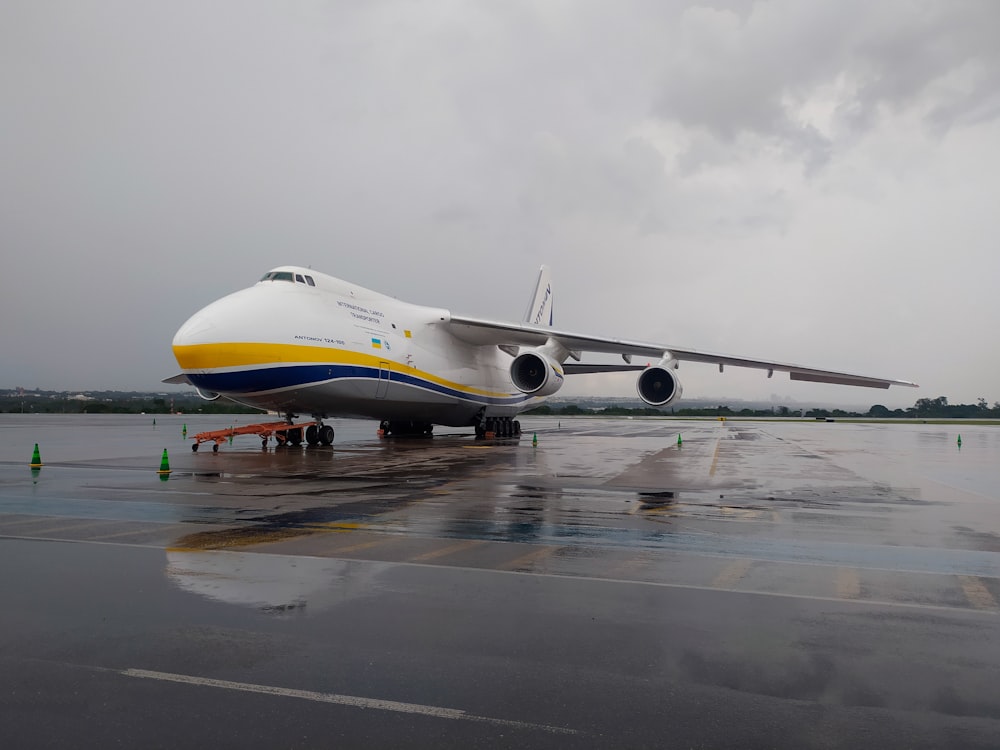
[
  {"x1": 272, "y1": 413, "x2": 334, "y2": 448},
  {"x1": 379, "y1": 420, "x2": 434, "y2": 438},
  {"x1": 475, "y1": 416, "x2": 521, "y2": 440},
  {"x1": 304, "y1": 423, "x2": 335, "y2": 446}
]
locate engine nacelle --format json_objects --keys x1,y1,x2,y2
[
  {"x1": 636, "y1": 365, "x2": 683, "y2": 407},
  {"x1": 510, "y1": 351, "x2": 565, "y2": 397}
]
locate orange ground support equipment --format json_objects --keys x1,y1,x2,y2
[{"x1": 190, "y1": 420, "x2": 317, "y2": 452}]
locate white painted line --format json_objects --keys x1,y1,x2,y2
[{"x1": 121, "y1": 668, "x2": 577, "y2": 735}]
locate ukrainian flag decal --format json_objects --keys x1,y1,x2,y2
[{"x1": 371, "y1": 338, "x2": 382, "y2": 349}]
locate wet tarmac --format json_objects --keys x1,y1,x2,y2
[{"x1": 2, "y1": 413, "x2": 999, "y2": 748}]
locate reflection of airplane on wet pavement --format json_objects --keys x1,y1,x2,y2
[
  {"x1": 167, "y1": 265, "x2": 916, "y2": 445},
  {"x1": 166, "y1": 550, "x2": 377, "y2": 613}
]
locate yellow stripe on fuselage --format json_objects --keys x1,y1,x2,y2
[{"x1": 172, "y1": 342, "x2": 514, "y2": 398}]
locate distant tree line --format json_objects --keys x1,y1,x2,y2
[
  {"x1": 527, "y1": 396, "x2": 1000, "y2": 420},
  {"x1": 3, "y1": 391, "x2": 998, "y2": 420},
  {"x1": 0, "y1": 393, "x2": 263, "y2": 415}
]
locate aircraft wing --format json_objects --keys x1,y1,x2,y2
[
  {"x1": 162, "y1": 374, "x2": 192, "y2": 385},
  {"x1": 445, "y1": 314, "x2": 918, "y2": 390}
]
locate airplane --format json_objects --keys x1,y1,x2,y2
[{"x1": 166, "y1": 265, "x2": 917, "y2": 445}]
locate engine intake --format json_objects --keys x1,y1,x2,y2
[
  {"x1": 510, "y1": 351, "x2": 564, "y2": 397},
  {"x1": 637, "y1": 365, "x2": 683, "y2": 407}
]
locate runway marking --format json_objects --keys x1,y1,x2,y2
[
  {"x1": 958, "y1": 576, "x2": 1000, "y2": 612},
  {"x1": 11, "y1": 519, "x2": 116, "y2": 537},
  {"x1": 711, "y1": 558, "x2": 754, "y2": 588},
  {"x1": 410, "y1": 539, "x2": 486, "y2": 562},
  {"x1": 708, "y1": 439, "x2": 722, "y2": 477},
  {"x1": 120, "y1": 668, "x2": 577, "y2": 735},
  {"x1": 1, "y1": 533, "x2": 995, "y2": 617},
  {"x1": 836, "y1": 567, "x2": 861, "y2": 600},
  {"x1": 90, "y1": 523, "x2": 192, "y2": 541},
  {"x1": 770, "y1": 510, "x2": 782, "y2": 524},
  {"x1": 333, "y1": 536, "x2": 401, "y2": 555},
  {"x1": 0, "y1": 515, "x2": 64, "y2": 529},
  {"x1": 499, "y1": 545, "x2": 559, "y2": 571}
]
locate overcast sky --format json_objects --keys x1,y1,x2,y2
[{"x1": 2, "y1": 1, "x2": 998, "y2": 408}]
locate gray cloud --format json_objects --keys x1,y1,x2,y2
[{"x1": 1, "y1": 1, "x2": 998, "y2": 406}]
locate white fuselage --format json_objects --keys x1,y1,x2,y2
[{"x1": 172, "y1": 266, "x2": 537, "y2": 425}]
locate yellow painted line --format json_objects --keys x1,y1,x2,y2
[
  {"x1": 605, "y1": 554, "x2": 655, "y2": 578},
  {"x1": 0, "y1": 516, "x2": 62, "y2": 529},
  {"x1": 836, "y1": 568, "x2": 861, "y2": 600},
  {"x1": 708, "y1": 438, "x2": 722, "y2": 477},
  {"x1": 91, "y1": 524, "x2": 192, "y2": 541},
  {"x1": 958, "y1": 576, "x2": 1000, "y2": 612},
  {"x1": 498, "y1": 545, "x2": 559, "y2": 571},
  {"x1": 334, "y1": 537, "x2": 399, "y2": 555},
  {"x1": 462, "y1": 446, "x2": 492, "y2": 450},
  {"x1": 711, "y1": 558, "x2": 754, "y2": 588},
  {"x1": 16, "y1": 519, "x2": 115, "y2": 536},
  {"x1": 410, "y1": 539, "x2": 486, "y2": 562},
  {"x1": 312, "y1": 522, "x2": 372, "y2": 532}
]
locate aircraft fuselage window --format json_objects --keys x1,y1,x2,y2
[{"x1": 260, "y1": 271, "x2": 294, "y2": 282}]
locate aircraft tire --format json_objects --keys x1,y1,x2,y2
[
  {"x1": 305, "y1": 425, "x2": 319, "y2": 445},
  {"x1": 287, "y1": 428, "x2": 303, "y2": 446},
  {"x1": 191, "y1": 443, "x2": 199, "y2": 452},
  {"x1": 319, "y1": 425, "x2": 335, "y2": 445}
]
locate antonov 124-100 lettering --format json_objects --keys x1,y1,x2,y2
[{"x1": 166, "y1": 266, "x2": 916, "y2": 445}]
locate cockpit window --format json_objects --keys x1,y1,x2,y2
[
  {"x1": 304, "y1": 275, "x2": 315, "y2": 286},
  {"x1": 260, "y1": 271, "x2": 295, "y2": 282},
  {"x1": 295, "y1": 274, "x2": 304, "y2": 283}
]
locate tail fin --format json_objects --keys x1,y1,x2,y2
[{"x1": 523, "y1": 265, "x2": 553, "y2": 326}]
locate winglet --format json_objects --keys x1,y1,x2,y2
[{"x1": 523, "y1": 265, "x2": 553, "y2": 326}]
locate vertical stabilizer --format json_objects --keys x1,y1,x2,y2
[{"x1": 523, "y1": 265, "x2": 553, "y2": 327}]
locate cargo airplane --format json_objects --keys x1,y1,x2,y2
[{"x1": 167, "y1": 265, "x2": 916, "y2": 445}]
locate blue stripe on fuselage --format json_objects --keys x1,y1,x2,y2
[{"x1": 186, "y1": 365, "x2": 531, "y2": 406}]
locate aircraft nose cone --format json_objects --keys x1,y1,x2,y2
[{"x1": 173, "y1": 308, "x2": 216, "y2": 349}]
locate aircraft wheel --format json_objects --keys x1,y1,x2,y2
[
  {"x1": 305, "y1": 425, "x2": 319, "y2": 445},
  {"x1": 513, "y1": 420, "x2": 521, "y2": 436},
  {"x1": 287, "y1": 428, "x2": 303, "y2": 446},
  {"x1": 319, "y1": 425, "x2": 335, "y2": 445},
  {"x1": 212, "y1": 443, "x2": 219, "y2": 453},
  {"x1": 191, "y1": 443, "x2": 199, "y2": 452}
]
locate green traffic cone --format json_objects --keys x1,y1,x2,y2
[
  {"x1": 182, "y1": 423, "x2": 187, "y2": 438},
  {"x1": 157, "y1": 448, "x2": 171, "y2": 474},
  {"x1": 532, "y1": 433, "x2": 538, "y2": 447},
  {"x1": 30, "y1": 443, "x2": 43, "y2": 468},
  {"x1": 677, "y1": 433, "x2": 683, "y2": 446}
]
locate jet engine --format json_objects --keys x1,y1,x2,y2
[
  {"x1": 636, "y1": 364, "x2": 683, "y2": 407},
  {"x1": 510, "y1": 350, "x2": 565, "y2": 397}
]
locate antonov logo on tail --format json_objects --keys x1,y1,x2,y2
[
  {"x1": 166, "y1": 265, "x2": 917, "y2": 444},
  {"x1": 533, "y1": 284, "x2": 552, "y2": 326}
]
